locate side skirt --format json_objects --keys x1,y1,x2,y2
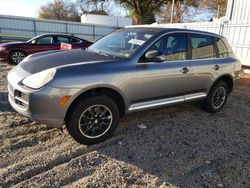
[{"x1": 128, "y1": 92, "x2": 207, "y2": 112}]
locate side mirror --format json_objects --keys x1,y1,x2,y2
[
  {"x1": 31, "y1": 40, "x2": 36, "y2": 44},
  {"x1": 145, "y1": 50, "x2": 165, "y2": 62}
]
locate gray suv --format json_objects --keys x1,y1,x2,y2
[{"x1": 7, "y1": 28, "x2": 241, "y2": 145}]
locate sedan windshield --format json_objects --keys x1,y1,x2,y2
[{"x1": 88, "y1": 29, "x2": 156, "y2": 58}]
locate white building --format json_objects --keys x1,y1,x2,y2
[
  {"x1": 81, "y1": 14, "x2": 132, "y2": 28},
  {"x1": 224, "y1": 0, "x2": 250, "y2": 66}
]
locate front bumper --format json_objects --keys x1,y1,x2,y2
[
  {"x1": 0, "y1": 50, "x2": 9, "y2": 62},
  {"x1": 7, "y1": 66, "x2": 80, "y2": 128}
]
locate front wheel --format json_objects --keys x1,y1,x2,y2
[
  {"x1": 9, "y1": 50, "x2": 26, "y2": 65},
  {"x1": 66, "y1": 95, "x2": 120, "y2": 145},
  {"x1": 203, "y1": 81, "x2": 229, "y2": 113}
]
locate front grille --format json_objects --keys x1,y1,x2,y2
[
  {"x1": 19, "y1": 92, "x2": 29, "y2": 101},
  {"x1": 14, "y1": 90, "x2": 29, "y2": 109}
]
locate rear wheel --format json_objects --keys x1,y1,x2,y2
[
  {"x1": 9, "y1": 50, "x2": 26, "y2": 65},
  {"x1": 203, "y1": 81, "x2": 229, "y2": 113},
  {"x1": 66, "y1": 95, "x2": 120, "y2": 145}
]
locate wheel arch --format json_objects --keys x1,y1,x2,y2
[
  {"x1": 210, "y1": 74, "x2": 234, "y2": 94},
  {"x1": 9, "y1": 49, "x2": 27, "y2": 57},
  {"x1": 9, "y1": 49, "x2": 27, "y2": 64},
  {"x1": 65, "y1": 86, "x2": 127, "y2": 122}
]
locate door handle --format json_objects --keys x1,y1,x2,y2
[
  {"x1": 181, "y1": 67, "x2": 189, "y2": 74},
  {"x1": 213, "y1": 65, "x2": 220, "y2": 70}
]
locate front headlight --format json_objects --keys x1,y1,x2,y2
[
  {"x1": 0, "y1": 46, "x2": 6, "y2": 51},
  {"x1": 23, "y1": 68, "x2": 56, "y2": 89}
]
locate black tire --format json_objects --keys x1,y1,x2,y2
[
  {"x1": 9, "y1": 50, "x2": 26, "y2": 65},
  {"x1": 66, "y1": 95, "x2": 120, "y2": 145},
  {"x1": 203, "y1": 81, "x2": 229, "y2": 113}
]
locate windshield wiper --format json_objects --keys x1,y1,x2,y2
[{"x1": 86, "y1": 48, "x2": 109, "y2": 57}]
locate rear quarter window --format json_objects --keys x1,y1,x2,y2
[
  {"x1": 71, "y1": 37, "x2": 83, "y2": 44},
  {"x1": 215, "y1": 38, "x2": 229, "y2": 57}
]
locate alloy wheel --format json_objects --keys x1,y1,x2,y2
[
  {"x1": 78, "y1": 104, "x2": 113, "y2": 139},
  {"x1": 11, "y1": 52, "x2": 25, "y2": 64},
  {"x1": 212, "y1": 87, "x2": 226, "y2": 109}
]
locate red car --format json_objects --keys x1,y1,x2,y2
[{"x1": 0, "y1": 33, "x2": 92, "y2": 64}]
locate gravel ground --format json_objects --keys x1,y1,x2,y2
[{"x1": 0, "y1": 62, "x2": 249, "y2": 188}]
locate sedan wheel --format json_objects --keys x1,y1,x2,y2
[{"x1": 10, "y1": 51, "x2": 26, "y2": 64}]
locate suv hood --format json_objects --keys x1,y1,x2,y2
[{"x1": 20, "y1": 49, "x2": 120, "y2": 74}]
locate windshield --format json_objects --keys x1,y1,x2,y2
[
  {"x1": 88, "y1": 29, "x2": 156, "y2": 58},
  {"x1": 26, "y1": 35, "x2": 39, "y2": 43}
]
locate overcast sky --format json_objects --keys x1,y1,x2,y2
[
  {"x1": 0, "y1": 0, "x2": 215, "y2": 22},
  {"x1": 0, "y1": 0, "x2": 51, "y2": 18},
  {"x1": 0, "y1": 0, "x2": 127, "y2": 18}
]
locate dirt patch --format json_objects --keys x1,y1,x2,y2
[{"x1": 0, "y1": 62, "x2": 250, "y2": 188}]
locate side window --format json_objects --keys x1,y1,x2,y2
[
  {"x1": 36, "y1": 36, "x2": 53, "y2": 44},
  {"x1": 147, "y1": 36, "x2": 165, "y2": 52},
  {"x1": 191, "y1": 34, "x2": 216, "y2": 59},
  {"x1": 56, "y1": 36, "x2": 69, "y2": 43},
  {"x1": 147, "y1": 33, "x2": 188, "y2": 61},
  {"x1": 216, "y1": 38, "x2": 228, "y2": 57},
  {"x1": 165, "y1": 34, "x2": 187, "y2": 61}
]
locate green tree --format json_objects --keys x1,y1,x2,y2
[
  {"x1": 158, "y1": 0, "x2": 198, "y2": 23},
  {"x1": 39, "y1": 0, "x2": 81, "y2": 22},
  {"x1": 203, "y1": 0, "x2": 227, "y2": 18},
  {"x1": 115, "y1": 0, "x2": 170, "y2": 24},
  {"x1": 77, "y1": 0, "x2": 109, "y2": 15}
]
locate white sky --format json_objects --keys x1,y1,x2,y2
[
  {"x1": 0, "y1": 0, "x2": 52, "y2": 18},
  {"x1": 0, "y1": 0, "x2": 127, "y2": 18}
]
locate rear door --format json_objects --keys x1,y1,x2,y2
[
  {"x1": 187, "y1": 33, "x2": 222, "y2": 94},
  {"x1": 56, "y1": 36, "x2": 70, "y2": 45},
  {"x1": 135, "y1": 33, "x2": 190, "y2": 102}
]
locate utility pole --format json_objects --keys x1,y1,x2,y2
[
  {"x1": 170, "y1": 0, "x2": 175, "y2": 23},
  {"x1": 229, "y1": 0, "x2": 235, "y2": 20},
  {"x1": 217, "y1": 4, "x2": 221, "y2": 18}
]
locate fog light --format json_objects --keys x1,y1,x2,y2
[{"x1": 59, "y1": 96, "x2": 70, "y2": 106}]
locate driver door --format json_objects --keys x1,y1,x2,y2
[
  {"x1": 135, "y1": 33, "x2": 190, "y2": 102},
  {"x1": 28, "y1": 35, "x2": 60, "y2": 54}
]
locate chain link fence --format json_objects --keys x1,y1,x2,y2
[{"x1": 0, "y1": 14, "x2": 118, "y2": 43}]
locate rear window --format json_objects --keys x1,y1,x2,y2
[
  {"x1": 191, "y1": 34, "x2": 216, "y2": 59},
  {"x1": 215, "y1": 38, "x2": 229, "y2": 57}
]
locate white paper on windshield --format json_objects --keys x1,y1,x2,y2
[{"x1": 128, "y1": 39, "x2": 145, "y2": 45}]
